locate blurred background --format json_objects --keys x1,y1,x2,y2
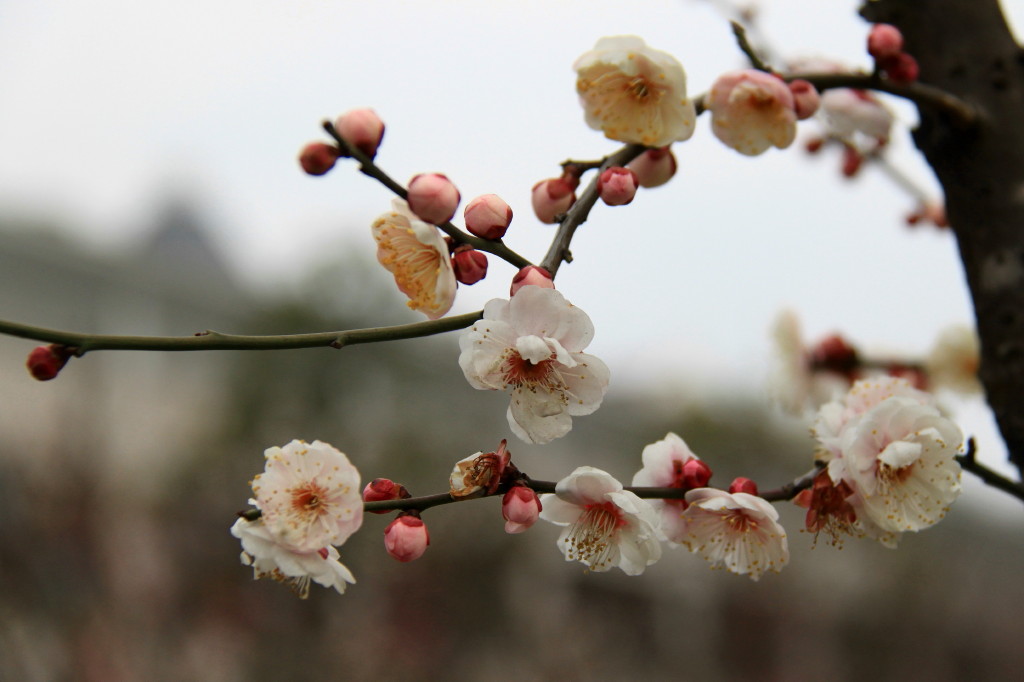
[{"x1": 1, "y1": 1, "x2": 1023, "y2": 680}]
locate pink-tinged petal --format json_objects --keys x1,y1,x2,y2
[
  {"x1": 632, "y1": 432, "x2": 698, "y2": 487},
  {"x1": 555, "y1": 466, "x2": 623, "y2": 505}
]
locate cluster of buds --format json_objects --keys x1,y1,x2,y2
[
  {"x1": 362, "y1": 478, "x2": 430, "y2": 562},
  {"x1": 450, "y1": 440, "x2": 542, "y2": 533},
  {"x1": 867, "y1": 24, "x2": 918, "y2": 85},
  {"x1": 298, "y1": 108, "x2": 386, "y2": 176}
]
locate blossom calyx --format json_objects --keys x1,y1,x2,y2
[
  {"x1": 502, "y1": 485, "x2": 542, "y2": 534},
  {"x1": 509, "y1": 266, "x2": 554, "y2": 296},
  {"x1": 26, "y1": 344, "x2": 73, "y2": 381},
  {"x1": 452, "y1": 246, "x2": 488, "y2": 285},
  {"x1": 464, "y1": 194, "x2": 513, "y2": 240},
  {"x1": 407, "y1": 173, "x2": 460, "y2": 225},
  {"x1": 598, "y1": 166, "x2": 639, "y2": 206},
  {"x1": 384, "y1": 513, "x2": 430, "y2": 562},
  {"x1": 334, "y1": 108, "x2": 385, "y2": 159},
  {"x1": 298, "y1": 142, "x2": 339, "y2": 176}
]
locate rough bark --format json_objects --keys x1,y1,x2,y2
[{"x1": 860, "y1": 0, "x2": 1024, "y2": 471}]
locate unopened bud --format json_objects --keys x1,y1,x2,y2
[
  {"x1": 363, "y1": 478, "x2": 409, "y2": 513},
  {"x1": 334, "y1": 108, "x2": 385, "y2": 159},
  {"x1": 26, "y1": 344, "x2": 72, "y2": 381},
  {"x1": 531, "y1": 178, "x2": 575, "y2": 224},
  {"x1": 626, "y1": 147, "x2": 677, "y2": 188},
  {"x1": 879, "y1": 52, "x2": 919, "y2": 84},
  {"x1": 867, "y1": 24, "x2": 904, "y2": 61},
  {"x1": 841, "y1": 145, "x2": 863, "y2": 178},
  {"x1": 597, "y1": 166, "x2": 639, "y2": 206},
  {"x1": 502, "y1": 486, "x2": 542, "y2": 534},
  {"x1": 729, "y1": 477, "x2": 759, "y2": 496},
  {"x1": 407, "y1": 173, "x2": 460, "y2": 225},
  {"x1": 810, "y1": 334, "x2": 859, "y2": 376},
  {"x1": 384, "y1": 513, "x2": 430, "y2": 562},
  {"x1": 452, "y1": 246, "x2": 488, "y2": 285},
  {"x1": 298, "y1": 142, "x2": 339, "y2": 176},
  {"x1": 788, "y1": 80, "x2": 821, "y2": 120},
  {"x1": 682, "y1": 459, "x2": 713, "y2": 490},
  {"x1": 510, "y1": 265, "x2": 554, "y2": 296},
  {"x1": 804, "y1": 137, "x2": 825, "y2": 154},
  {"x1": 464, "y1": 194, "x2": 513, "y2": 240}
]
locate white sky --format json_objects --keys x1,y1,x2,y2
[{"x1": 1, "y1": 0, "x2": 1021, "y2": 486}]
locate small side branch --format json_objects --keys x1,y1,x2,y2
[{"x1": 957, "y1": 438, "x2": 1024, "y2": 503}]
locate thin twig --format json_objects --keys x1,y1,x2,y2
[
  {"x1": 731, "y1": 21, "x2": 772, "y2": 72},
  {"x1": 956, "y1": 438, "x2": 1024, "y2": 503}
]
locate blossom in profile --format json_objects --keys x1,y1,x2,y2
[
  {"x1": 458, "y1": 286, "x2": 609, "y2": 444},
  {"x1": 230, "y1": 518, "x2": 355, "y2": 598},
  {"x1": 251, "y1": 439, "x2": 363, "y2": 552},
  {"x1": 769, "y1": 310, "x2": 851, "y2": 414},
  {"x1": 680, "y1": 488, "x2": 789, "y2": 580},
  {"x1": 819, "y1": 88, "x2": 894, "y2": 144},
  {"x1": 707, "y1": 69, "x2": 797, "y2": 156},
  {"x1": 372, "y1": 199, "x2": 457, "y2": 319},
  {"x1": 574, "y1": 35, "x2": 696, "y2": 147},
  {"x1": 813, "y1": 377, "x2": 963, "y2": 545},
  {"x1": 449, "y1": 440, "x2": 510, "y2": 499},
  {"x1": 631, "y1": 432, "x2": 708, "y2": 543},
  {"x1": 503, "y1": 485, "x2": 543, "y2": 534},
  {"x1": 539, "y1": 466, "x2": 662, "y2": 575},
  {"x1": 925, "y1": 324, "x2": 981, "y2": 395}
]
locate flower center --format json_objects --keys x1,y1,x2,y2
[
  {"x1": 565, "y1": 502, "x2": 624, "y2": 570},
  {"x1": 722, "y1": 509, "x2": 756, "y2": 533},
  {"x1": 502, "y1": 351, "x2": 556, "y2": 388},
  {"x1": 291, "y1": 481, "x2": 330, "y2": 518},
  {"x1": 626, "y1": 75, "x2": 664, "y2": 103}
]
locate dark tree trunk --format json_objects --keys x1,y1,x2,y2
[{"x1": 860, "y1": 0, "x2": 1024, "y2": 471}]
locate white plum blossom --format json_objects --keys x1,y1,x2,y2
[
  {"x1": 372, "y1": 198, "x2": 457, "y2": 319},
  {"x1": 925, "y1": 324, "x2": 981, "y2": 395},
  {"x1": 813, "y1": 377, "x2": 963, "y2": 546},
  {"x1": 251, "y1": 440, "x2": 364, "y2": 552},
  {"x1": 631, "y1": 432, "x2": 703, "y2": 544},
  {"x1": 574, "y1": 35, "x2": 697, "y2": 147},
  {"x1": 458, "y1": 286, "x2": 610, "y2": 444},
  {"x1": 819, "y1": 88, "x2": 894, "y2": 144},
  {"x1": 231, "y1": 518, "x2": 356, "y2": 598},
  {"x1": 769, "y1": 309, "x2": 850, "y2": 414},
  {"x1": 706, "y1": 69, "x2": 797, "y2": 156},
  {"x1": 680, "y1": 489, "x2": 789, "y2": 581},
  {"x1": 539, "y1": 466, "x2": 662, "y2": 575}
]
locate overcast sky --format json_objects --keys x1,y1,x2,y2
[{"x1": 1, "y1": 0, "x2": 1021, "y2": 485}]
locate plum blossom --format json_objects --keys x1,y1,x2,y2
[
  {"x1": 539, "y1": 467, "x2": 662, "y2": 575},
  {"x1": 574, "y1": 35, "x2": 696, "y2": 147},
  {"x1": 707, "y1": 70, "x2": 797, "y2": 156},
  {"x1": 819, "y1": 88, "x2": 894, "y2": 144},
  {"x1": 231, "y1": 518, "x2": 356, "y2": 598},
  {"x1": 813, "y1": 377, "x2": 963, "y2": 546},
  {"x1": 449, "y1": 440, "x2": 510, "y2": 499},
  {"x1": 372, "y1": 199, "x2": 457, "y2": 319},
  {"x1": 680, "y1": 489, "x2": 789, "y2": 581},
  {"x1": 769, "y1": 310, "x2": 851, "y2": 414},
  {"x1": 458, "y1": 286, "x2": 609, "y2": 444},
  {"x1": 251, "y1": 439, "x2": 364, "y2": 552},
  {"x1": 925, "y1": 325, "x2": 981, "y2": 395},
  {"x1": 631, "y1": 432, "x2": 707, "y2": 543}
]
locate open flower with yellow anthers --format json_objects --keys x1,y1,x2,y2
[
  {"x1": 458, "y1": 286, "x2": 610, "y2": 444},
  {"x1": 540, "y1": 466, "x2": 662, "y2": 575},
  {"x1": 372, "y1": 199, "x2": 457, "y2": 319},
  {"x1": 574, "y1": 35, "x2": 696, "y2": 147}
]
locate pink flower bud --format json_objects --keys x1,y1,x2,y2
[
  {"x1": 867, "y1": 24, "x2": 904, "y2": 61},
  {"x1": 298, "y1": 142, "x2": 339, "y2": 176},
  {"x1": 334, "y1": 108, "x2": 385, "y2": 159},
  {"x1": 728, "y1": 477, "x2": 759, "y2": 496},
  {"x1": 384, "y1": 514, "x2": 429, "y2": 562},
  {"x1": 452, "y1": 246, "x2": 488, "y2": 285},
  {"x1": 804, "y1": 137, "x2": 825, "y2": 154},
  {"x1": 879, "y1": 52, "x2": 919, "y2": 84},
  {"x1": 809, "y1": 334, "x2": 859, "y2": 377},
  {"x1": 464, "y1": 194, "x2": 513, "y2": 240},
  {"x1": 682, "y1": 459, "x2": 713, "y2": 490},
  {"x1": 788, "y1": 80, "x2": 821, "y2": 121},
  {"x1": 26, "y1": 344, "x2": 71, "y2": 381},
  {"x1": 626, "y1": 147, "x2": 677, "y2": 188},
  {"x1": 841, "y1": 145, "x2": 863, "y2": 178},
  {"x1": 502, "y1": 486, "x2": 542, "y2": 534},
  {"x1": 509, "y1": 265, "x2": 554, "y2": 296},
  {"x1": 363, "y1": 478, "x2": 409, "y2": 513},
  {"x1": 407, "y1": 173, "x2": 461, "y2": 225},
  {"x1": 531, "y1": 178, "x2": 576, "y2": 224},
  {"x1": 597, "y1": 166, "x2": 639, "y2": 206}
]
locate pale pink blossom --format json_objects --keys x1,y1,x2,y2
[
  {"x1": 458, "y1": 286, "x2": 609, "y2": 444},
  {"x1": 334, "y1": 108, "x2": 385, "y2": 159},
  {"x1": 680, "y1": 489, "x2": 789, "y2": 581},
  {"x1": 707, "y1": 69, "x2": 797, "y2": 156},
  {"x1": 539, "y1": 467, "x2": 662, "y2": 575},
  {"x1": 407, "y1": 173, "x2": 460, "y2": 225},
  {"x1": 813, "y1": 377, "x2": 963, "y2": 545},
  {"x1": 231, "y1": 518, "x2": 355, "y2": 598},
  {"x1": 502, "y1": 486, "x2": 543, "y2": 534},
  {"x1": 631, "y1": 432, "x2": 704, "y2": 544},
  {"x1": 251, "y1": 439, "x2": 363, "y2": 553},
  {"x1": 384, "y1": 514, "x2": 430, "y2": 562},
  {"x1": 574, "y1": 35, "x2": 696, "y2": 147},
  {"x1": 925, "y1": 325, "x2": 981, "y2": 395},
  {"x1": 464, "y1": 194, "x2": 513, "y2": 240},
  {"x1": 371, "y1": 199, "x2": 457, "y2": 319}
]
